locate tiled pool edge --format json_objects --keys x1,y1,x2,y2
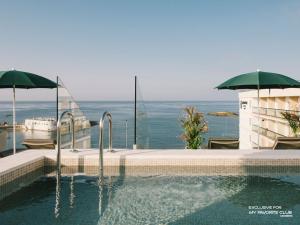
[
  {"x1": 2, "y1": 149, "x2": 300, "y2": 189},
  {"x1": 0, "y1": 151, "x2": 46, "y2": 186},
  {"x1": 45, "y1": 149, "x2": 300, "y2": 176},
  {"x1": 2, "y1": 149, "x2": 300, "y2": 174},
  {"x1": 0, "y1": 151, "x2": 47, "y2": 200}
]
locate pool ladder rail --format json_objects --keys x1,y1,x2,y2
[
  {"x1": 56, "y1": 110, "x2": 113, "y2": 179},
  {"x1": 99, "y1": 111, "x2": 113, "y2": 178},
  {"x1": 56, "y1": 111, "x2": 75, "y2": 177},
  {"x1": 55, "y1": 111, "x2": 113, "y2": 218}
]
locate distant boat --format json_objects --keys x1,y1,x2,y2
[
  {"x1": 24, "y1": 116, "x2": 91, "y2": 132},
  {"x1": 25, "y1": 117, "x2": 56, "y2": 131},
  {"x1": 22, "y1": 116, "x2": 92, "y2": 149}
]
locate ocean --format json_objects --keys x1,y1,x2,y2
[{"x1": 0, "y1": 101, "x2": 239, "y2": 151}]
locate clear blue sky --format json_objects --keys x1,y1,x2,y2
[{"x1": 0, "y1": 0, "x2": 300, "y2": 101}]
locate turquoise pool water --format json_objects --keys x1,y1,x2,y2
[{"x1": 1, "y1": 175, "x2": 300, "y2": 225}]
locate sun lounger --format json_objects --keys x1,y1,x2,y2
[
  {"x1": 208, "y1": 138, "x2": 239, "y2": 149},
  {"x1": 272, "y1": 137, "x2": 300, "y2": 150}
]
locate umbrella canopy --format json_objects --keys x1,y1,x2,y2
[
  {"x1": 216, "y1": 71, "x2": 300, "y2": 90},
  {"x1": 0, "y1": 70, "x2": 57, "y2": 154},
  {"x1": 216, "y1": 71, "x2": 300, "y2": 149},
  {"x1": 0, "y1": 70, "x2": 57, "y2": 89}
]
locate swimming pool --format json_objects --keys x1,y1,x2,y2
[{"x1": 0, "y1": 175, "x2": 300, "y2": 225}]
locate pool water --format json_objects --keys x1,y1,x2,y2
[{"x1": 1, "y1": 175, "x2": 300, "y2": 225}]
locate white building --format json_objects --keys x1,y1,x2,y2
[{"x1": 239, "y1": 88, "x2": 300, "y2": 149}]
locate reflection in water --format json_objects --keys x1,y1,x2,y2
[
  {"x1": 98, "y1": 177, "x2": 105, "y2": 217},
  {"x1": 108, "y1": 177, "x2": 113, "y2": 203},
  {"x1": 54, "y1": 174, "x2": 61, "y2": 218},
  {"x1": 97, "y1": 176, "x2": 113, "y2": 223},
  {"x1": 54, "y1": 175, "x2": 113, "y2": 222},
  {"x1": 69, "y1": 176, "x2": 75, "y2": 209},
  {"x1": 97, "y1": 176, "x2": 300, "y2": 225},
  {"x1": 54, "y1": 175, "x2": 77, "y2": 218},
  {"x1": 220, "y1": 176, "x2": 300, "y2": 209}
]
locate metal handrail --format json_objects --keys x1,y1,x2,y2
[
  {"x1": 252, "y1": 124, "x2": 286, "y2": 140},
  {"x1": 252, "y1": 106, "x2": 300, "y2": 118},
  {"x1": 57, "y1": 111, "x2": 75, "y2": 176},
  {"x1": 99, "y1": 111, "x2": 113, "y2": 177}
]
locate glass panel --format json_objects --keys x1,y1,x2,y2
[
  {"x1": 252, "y1": 124, "x2": 285, "y2": 141},
  {"x1": 57, "y1": 77, "x2": 91, "y2": 149},
  {"x1": 135, "y1": 77, "x2": 150, "y2": 149}
]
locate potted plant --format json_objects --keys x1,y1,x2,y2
[
  {"x1": 180, "y1": 106, "x2": 207, "y2": 149},
  {"x1": 281, "y1": 111, "x2": 300, "y2": 137}
]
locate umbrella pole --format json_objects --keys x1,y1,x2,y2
[
  {"x1": 13, "y1": 85, "x2": 16, "y2": 154},
  {"x1": 257, "y1": 87, "x2": 260, "y2": 150}
]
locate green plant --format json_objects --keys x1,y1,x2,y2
[
  {"x1": 281, "y1": 111, "x2": 300, "y2": 137},
  {"x1": 180, "y1": 106, "x2": 207, "y2": 149}
]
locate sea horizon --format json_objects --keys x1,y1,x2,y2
[
  {"x1": 0, "y1": 100, "x2": 239, "y2": 103},
  {"x1": 0, "y1": 101, "x2": 239, "y2": 150}
]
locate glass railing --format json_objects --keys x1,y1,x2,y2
[
  {"x1": 57, "y1": 77, "x2": 91, "y2": 149},
  {"x1": 252, "y1": 124, "x2": 285, "y2": 141},
  {"x1": 135, "y1": 76, "x2": 150, "y2": 149},
  {"x1": 252, "y1": 107, "x2": 300, "y2": 118}
]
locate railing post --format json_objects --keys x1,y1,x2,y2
[
  {"x1": 70, "y1": 115, "x2": 75, "y2": 152},
  {"x1": 125, "y1": 120, "x2": 128, "y2": 149}
]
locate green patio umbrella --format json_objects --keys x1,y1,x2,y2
[
  {"x1": 216, "y1": 70, "x2": 300, "y2": 149},
  {"x1": 0, "y1": 69, "x2": 57, "y2": 154}
]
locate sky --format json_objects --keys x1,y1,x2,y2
[{"x1": 0, "y1": 0, "x2": 300, "y2": 101}]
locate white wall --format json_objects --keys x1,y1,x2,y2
[{"x1": 239, "y1": 88, "x2": 300, "y2": 149}]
